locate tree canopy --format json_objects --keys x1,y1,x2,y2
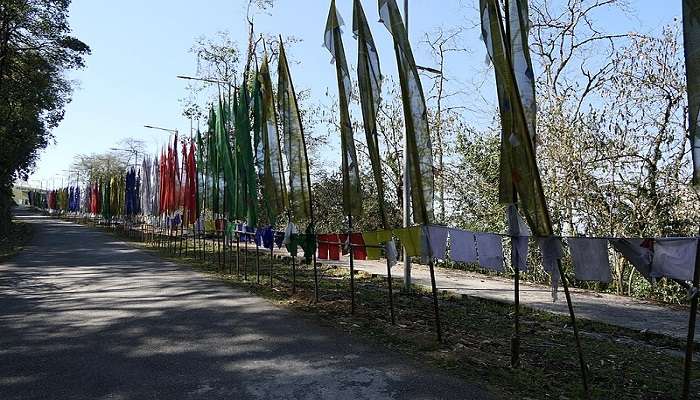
[{"x1": 0, "y1": 0, "x2": 90, "y2": 235}]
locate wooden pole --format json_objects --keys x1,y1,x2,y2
[
  {"x1": 244, "y1": 232, "x2": 248, "y2": 280},
  {"x1": 682, "y1": 235, "x2": 700, "y2": 399},
  {"x1": 270, "y1": 246, "x2": 275, "y2": 288},
  {"x1": 349, "y1": 213, "x2": 356, "y2": 315},
  {"x1": 313, "y1": 247, "x2": 319, "y2": 303},
  {"x1": 508, "y1": 203, "x2": 522, "y2": 368},
  {"x1": 236, "y1": 228, "x2": 241, "y2": 276},
  {"x1": 292, "y1": 254, "x2": 297, "y2": 294},
  {"x1": 256, "y1": 238, "x2": 261, "y2": 284},
  {"x1": 386, "y1": 255, "x2": 396, "y2": 325},
  {"x1": 423, "y1": 227, "x2": 443, "y2": 342},
  {"x1": 558, "y1": 259, "x2": 590, "y2": 397}
]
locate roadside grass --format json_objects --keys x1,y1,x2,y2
[
  {"x1": 0, "y1": 220, "x2": 33, "y2": 262},
  {"x1": 97, "y1": 225, "x2": 700, "y2": 399}
]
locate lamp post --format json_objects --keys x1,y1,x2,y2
[
  {"x1": 144, "y1": 125, "x2": 178, "y2": 135},
  {"x1": 110, "y1": 147, "x2": 140, "y2": 168},
  {"x1": 176, "y1": 75, "x2": 234, "y2": 102}
]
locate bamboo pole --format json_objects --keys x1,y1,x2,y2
[
  {"x1": 349, "y1": 213, "x2": 356, "y2": 314},
  {"x1": 682, "y1": 234, "x2": 700, "y2": 399}
]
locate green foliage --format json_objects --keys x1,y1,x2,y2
[{"x1": 0, "y1": 0, "x2": 90, "y2": 236}]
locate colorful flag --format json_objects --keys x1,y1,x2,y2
[
  {"x1": 354, "y1": 0, "x2": 387, "y2": 228},
  {"x1": 195, "y1": 128, "x2": 205, "y2": 218},
  {"x1": 379, "y1": 0, "x2": 434, "y2": 224},
  {"x1": 207, "y1": 107, "x2": 221, "y2": 215},
  {"x1": 325, "y1": 0, "x2": 362, "y2": 217},
  {"x1": 215, "y1": 98, "x2": 238, "y2": 220},
  {"x1": 480, "y1": 0, "x2": 551, "y2": 236},
  {"x1": 683, "y1": 0, "x2": 700, "y2": 187},
  {"x1": 278, "y1": 39, "x2": 313, "y2": 222},
  {"x1": 259, "y1": 52, "x2": 287, "y2": 221},
  {"x1": 508, "y1": 0, "x2": 536, "y2": 145},
  {"x1": 234, "y1": 83, "x2": 258, "y2": 227},
  {"x1": 252, "y1": 68, "x2": 265, "y2": 181}
]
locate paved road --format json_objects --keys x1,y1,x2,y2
[
  {"x1": 0, "y1": 209, "x2": 491, "y2": 400},
  {"x1": 322, "y1": 250, "x2": 700, "y2": 341}
]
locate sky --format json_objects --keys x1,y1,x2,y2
[{"x1": 26, "y1": 0, "x2": 681, "y2": 189}]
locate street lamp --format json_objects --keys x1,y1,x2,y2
[
  {"x1": 110, "y1": 147, "x2": 140, "y2": 168},
  {"x1": 176, "y1": 75, "x2": 229, "y2": 86},
  {"x1": 143, "y1": 125, "x2": 178, "y2": 135},
  {"x1": 176, "y1": 74, "x2": 235, "y2": 102}
]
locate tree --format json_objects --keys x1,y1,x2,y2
[
  {"x1": 71, "y1": 138, "x2": 145, "y2": 185},
  {"x1": 0, "y1": 0, "x2": 90, "y2": 235}
]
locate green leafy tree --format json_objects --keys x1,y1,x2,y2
[{"x1": 0, "y1": 0, "x2": 90, "y2": 235}]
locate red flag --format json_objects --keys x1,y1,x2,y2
[
  {"x1": 185, "y1": 141, "x2": 198, "y2": 224},
  {"x1": 181, "y1": 139, "x2": 187, "y2": 209}
]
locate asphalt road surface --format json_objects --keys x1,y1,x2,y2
[{"x1": 0, "y1": 209, "x2": 491, "y2": 400}]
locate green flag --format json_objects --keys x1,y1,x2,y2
[
  {"x1": 325, "y1": 0, "x2": 362, "y2": 217},
  {"x1": 235, "y1": 84, "x2": 258, "y2": 227},
  {"x1": 207, "y1": 106, "x2": 222, "y2": 216},
  {"x1": 379, "y1": 0, "x2": 434, "y2": 225},
  {"x1": 252, "y1": 69, "x2": 265, "y2": 181},
  {"x1": 683, "y1": 0, "x2": 700, "y2": 187},
  {"x1": 215, "y1": 98, "x2": 237, "y2": 220},
  {"x1": 278, "y1": 39, "x2": 312, "y2": 222},
  {"x1": 354, "y1": 0, "x2": 387, "y2": 228},
  {"x1": 259, "y1": 52, "x2": 287, "y2": 221},
  {"x1": 480, "y1": 0, "x2": 551, "y2": 236}
]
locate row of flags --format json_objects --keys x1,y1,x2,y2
[
  {"x1": 26, "y1": 0, "x2": 543, "y2": 248},
  {"x1": 27, "y1": 0, "x2": 699, "y2": 255},
  {"x1": 322, "y1": 0, "x2": 435, "y2": 233}
]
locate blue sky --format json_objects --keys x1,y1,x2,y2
[{"x1": 27, "y1": 0, "x2": 680, "y2": 189}]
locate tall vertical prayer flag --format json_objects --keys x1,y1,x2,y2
[
  {"x1": 252, "y1": 69, "x2": 265, "y2": 181},
  {"x1": 379, "y1": 0, "x2": 434, "y2": 224},
  {"x1": 215, "y1": 98, "x2": 238, "y2": 220},
  {"x1": 184, "y1": 141, "x2": 198, "y2": 224},
  {"x1": 325, "y1": 0, "x2": 362, "y2": 217},
  {"x1": 683, "y1": 0, "x2": 700, "y2": 187},
  {"x1": 480, "y1": 0, "x2": 551, "y2": 236},
  {"x1": 207, "y1": 107, "x2": 221, "y2": 215},
  {"x1": 354, "y1": 0, "x2": 387, "y2": 228},
  {"x1": 508, "y1": 0, "x2": 536, "y2": 145},
  {"x1": 196, "y1": 128, "x2": 205, "y2": 217},
  {"x1": 234, "y1": 85, "x2": 258, "y2": 227},
  {"x1": 259, "y1": 52, "x2": 287, "y2": 221},
  {"x1": 278, "y1": 39, "x2": 313, "y2": 221}
]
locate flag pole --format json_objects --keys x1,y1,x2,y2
[
  {"x1": 682, "y1": 232, "x2": 700, "y2": 399},
  {"x1": 244, "y1": 230, "x2": 249, "y2": 280},
  {"x1": 681, "y1": 1, "x2": 700, "y2": 395},
  {"x1": 349, "y1": 212, "x2": 356, "y2": 314},
  {"x1": 256, "y1": 233, "x2": 261, "y2": 284},
  {"x1": 402, "y1": 0, "x2": 412, "y2": 292},
  {"x1": 354, "y1": 0, "x2": 395, "y2": 323},
  {"x1": 493, "y1": 0, "x2": 587, "y2": 394},
  {"x1": 503, "y1": 2, "x2": 521, "y2": 368},
  {"x1": 270, "y1": 239, "x2": 275, "y2": 288}
]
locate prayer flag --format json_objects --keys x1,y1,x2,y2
[
  {"x1": 278, "y1": 39, "x2": 313, "y2": 221},
  {"x1": 480, "y1": 0, "x2": 551, "y2": 236},
  {"x1": 235, "y1": 83, "x2": 258, "y2": 227},
  {"x1": 379, "y1": 0, "x2": 434, "y2": 224},
  {"x1": 259, "y1": 52, "x2": 288, "y2": 221},
  {"x1": 354, "y1": 0, "x2": 387, "y2": 227},
  {"x1": 325, "y1": 0, "x2": 362, "y2": 217},
  {"x1": 683, "y1": 0, "x2": 700, "y2": 187}
]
